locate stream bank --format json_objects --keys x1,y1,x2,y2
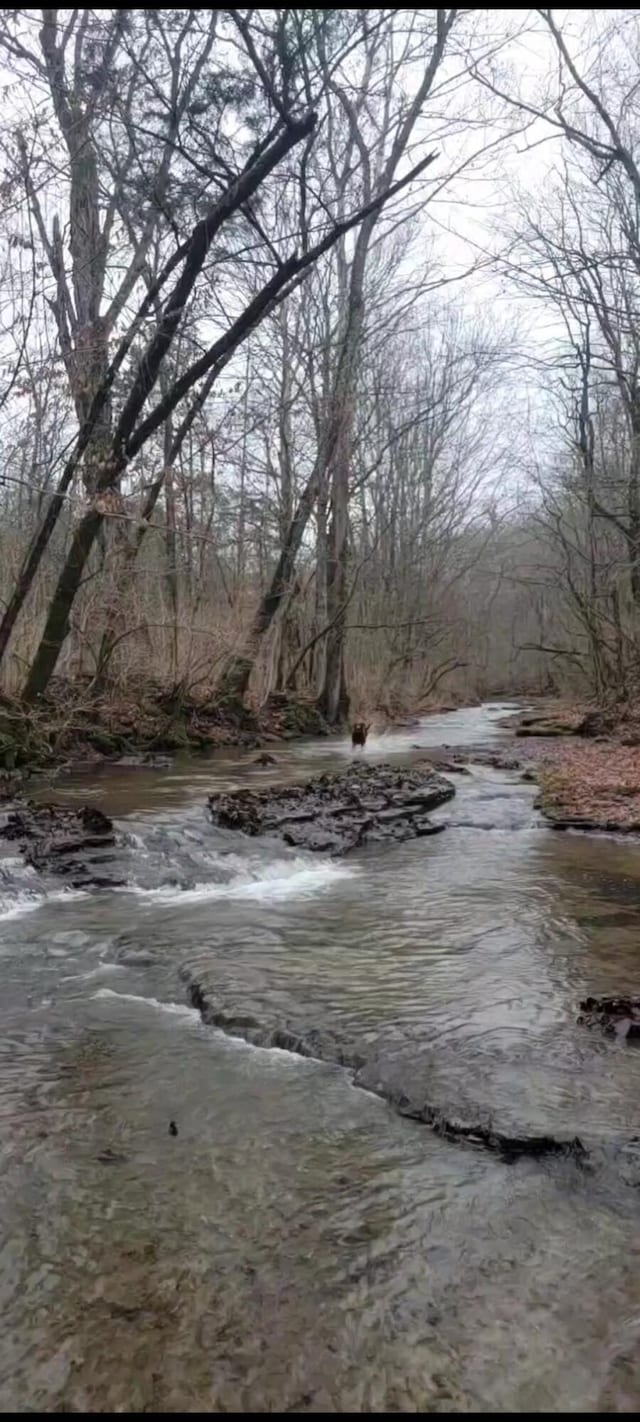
[
  {"x1": 499, "y1": 703, "x2": 640, "y2": 834},
  {"x1": 0, "y1": 678, "x2": 486, "y2": 780},
  {"x1": 0, "y1": 681, "x2": 335, "y2": 776}
]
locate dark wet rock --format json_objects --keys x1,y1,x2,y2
[
  {"x1": 577, "y1": 707, "x2": 616, "y2": 739},
  {"x1": 548, "y1": 816, "x2": 599, "y2": 834},
  {"x1": 184, "y1": 975, "x2": 587, "y2": 1167},
  {"x1": 114, "y1": 945, "x2": 159, "y2": 967},
  {"x1": 207, "y1": 762, "x2": 455, "y2": 855},
  {"x1": 96, "y1": 1148, "x2": 129, "y2": 1165},
  {"x1": 116, "y1": 752, "x2": 173, "y2": 769},
  {"x1": 0, "y1": 801, "x2": 123, "y2": 888},
  {"x1": 368, "y1": 1086, "x2": 587, "y2": 1162},
  {"x1": 516, "y1": 723, "x2": 569, "y2": 738},
  {"x1": 467, "y1": 751, "x2": 522, "y2": 771},
  {"x1": 184, "y1": 977, "x2": 362, "y2": 1067},
  {"x1": 254, "y1": 752, "x2": 277, "y2": 766},
  {"x1": 578, "y1": 995, "x2": 640, "y2": 1040},
  {"x1": 549, "y1": 815, "x2": 640, "y2": 836}
]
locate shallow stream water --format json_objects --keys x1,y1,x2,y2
[{"x1": 2, "y1": 703, "x2": 640, "y2": 1411}]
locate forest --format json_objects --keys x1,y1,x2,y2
[
  {"x1": 3, "y1": 14, "x2": 640, "y2": 1413},
  {"x1": 0, "y1": 7, "x2": 637, "y2": 757}
]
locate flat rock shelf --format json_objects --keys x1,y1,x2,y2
[
  {"x1": 0, "y1": 802, "x2": 123, "y2": 888},
  {"x1": 207, "y1": 761, "x2": 456, "y2": 855}
]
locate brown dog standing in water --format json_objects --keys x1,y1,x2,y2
[{"x1": 351, "y1": 721, "x2": 370, "y2": 749}]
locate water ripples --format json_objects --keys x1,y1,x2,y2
[{"x1": 1, "y1": 703, "x2": 640, "y2": 1408}]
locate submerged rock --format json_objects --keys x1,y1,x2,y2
[
  {"x1": 116, "y1": 752, "x2": 173, "y2": 769},
  {"x1": 184, "y1": 974, "x2": 586, "y2": 1166},
  {"x1": 207, "y1": 761, "x2": 455, "y2": 855},
  {"x1": 365, "y1": 1082, "x2": 587, "y2": 1162},
  {"x1": 466, "y1": 750, "x2": 523, "y2": 771},
  {"x1": 578, "y1": 995, "x2": 640, "y2": 1040},
  {"x1": 185, "y1": 978, "x2": 361, "y2": 1068},
  {"x1": 0, "y1": 801, "x2": 123, "y2": 888}
]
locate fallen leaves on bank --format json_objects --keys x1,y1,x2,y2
[{"x1": 518, "y1": 738, "x2": 640, "y2": 831}]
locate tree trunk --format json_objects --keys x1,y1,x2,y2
[
  {"x1": 216, "y1": 470, "x2": 321, "y2": 702},
  {"x1": 311, "y1": 492, "x2": 328, "y2": 693},
  {"x1": 165, "y1": 460, "x2": 179, "y2": 683},
  {"x1": 318, "y1": 440, "x2": 351, "y2": 723},
  {"x1": 24, "y1": 504, "x2": 107, "y2": 700},
  {"x1": 21, "y1": 117, "x2": 317, "y2": 701},
  {"x1": 628, "y1": 410, "x2": 640, "y2": 609},
  {"x1": 317, "y1": 225, "x2": 368, "y2": 721}
]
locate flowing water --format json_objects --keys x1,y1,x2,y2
[{"x1": 3, "y1": 703, "x2": 640, "y2": 1411}]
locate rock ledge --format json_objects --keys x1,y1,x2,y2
[{"x1": 208, "y1": 761, "x2": 455, "y2": 854}]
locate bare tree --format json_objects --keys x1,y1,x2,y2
[
  {"x1": 216, "y1": 9, "x2": 462, "y2": 715},
  {"x1": 0, "y1": 10, "x2": 443, "y2": 701}
]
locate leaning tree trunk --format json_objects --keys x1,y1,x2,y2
[
  {"x1": 21, "y1": 117, "x2": 316, "y2": 702},
  {"x1": 216, "y1": 471, "x2": 322, "y2": 703},
  {"x1": 20, "y1": 110, "x2": 437, "y2": 702}
]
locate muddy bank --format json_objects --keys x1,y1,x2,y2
[
  {"x1": 184, "y1": 975, "x2": 586, "y2": 1165},
  {"x1": 207, "y1": 761, "x2": 455, "y2": 854}
]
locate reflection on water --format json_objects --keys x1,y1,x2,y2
[{"x1": 2, "y1": 703, "x2": 640, "y2": 1410}]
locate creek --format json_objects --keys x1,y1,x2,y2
[{"x1": 2, "y1": 702, "x2": 640, "y2": 1411}]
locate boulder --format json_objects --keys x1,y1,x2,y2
[
  {"x1": 208, "y1": 761, "x2": 455, "y2": 855},
  {"x1": 578, "y1": 995, "x2": 640, "y2": 1040}
]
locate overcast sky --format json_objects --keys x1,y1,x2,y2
[{"x1": 0, "y1": 8, "x2": 628, "y2": 507}]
